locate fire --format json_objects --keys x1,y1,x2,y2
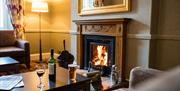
[{"x1": 92, "y1": 45, "x2": 108, "y2": 66}]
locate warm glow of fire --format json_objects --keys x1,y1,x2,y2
[{"x1": 92, "y1": 45, "x2": 108, "y2": 66}]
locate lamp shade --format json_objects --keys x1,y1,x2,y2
[{"x1": 31, "y1": 1, "x2": 48, "y2": 12}]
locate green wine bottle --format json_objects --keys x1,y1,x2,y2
[{"x1": 48, "y1": 48, "x2": 56, "y2": 81}]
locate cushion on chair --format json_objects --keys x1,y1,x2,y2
[
  {"x1": 0, "y1": 46, "x2": 25, "y2": 57},
  {"x1": 0, "y1": 30, "x2": 16, "y2": 47}
]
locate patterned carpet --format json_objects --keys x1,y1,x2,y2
[{"x1": 0, "y1": 60, "x2": 48, "y2": 76}]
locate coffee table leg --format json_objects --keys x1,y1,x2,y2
[
  {"x1": 15, "y1": 64, "x2": 19, "y2": 73},
  {"x1": 83, "y1": 82, "x2": 90, "y2": 91}
]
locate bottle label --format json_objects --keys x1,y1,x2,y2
[{"x1": 48, "y1": 63, "x2": 54, "y2": 75}]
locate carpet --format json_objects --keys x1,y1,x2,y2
[{"x1": 0, "y1": 60, "x2": 48, "y2": 76}]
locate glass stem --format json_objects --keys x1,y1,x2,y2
[{"x1": 40, "y1": 77, "x2": 42, "y2": 85}]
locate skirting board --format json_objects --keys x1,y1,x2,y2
[{"x1": 30, "y1": 53, "x2": 59, "y2": 61}]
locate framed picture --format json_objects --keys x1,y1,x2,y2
[{"x1": 78, "y1": 0, "x2": 131, "y2": 15}]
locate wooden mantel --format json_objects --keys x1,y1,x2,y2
[{"x1": 73, "y1": 18, "x2": 130, "y2": 81}]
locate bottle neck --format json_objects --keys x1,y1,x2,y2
[
  {"x1": 50, "y1": 50, "x2": 54, "y2": 58},
  {"x1": 49, "y1": 53, "x2": 55, "y2": 63},
  {"x1": 49, "y1": 48, "x2": 55, "y2": 61},
  {"x1": 50, "y1": 56, "x2": 53, "y2": 59},
  {"x1": 51, "y1": 53, "x2": 54, "y2": 59}
]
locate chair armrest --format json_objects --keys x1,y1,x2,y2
[
  {"x1": 15, "y1": 39, "x2": 29, "y2": 50},
  {"x1": 15, "y1": 39, "x2": 30, "y2": 68},
  {"x1": 129, "y1": 67, "x2": 162, "y2": 89},
  {"x1": 134, "y1": 66, "x2": 180, "y2": 91}
]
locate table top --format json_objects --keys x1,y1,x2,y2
[
  {"x1": 11, "y1": 66, "x2": 90, "y2": 91},
  {"x1": 0, "y1": 57, "x2": 19, "y2": 66}
]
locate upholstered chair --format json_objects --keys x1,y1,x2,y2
[
  {"x1": 113, "y1": 67, "x2": 162, "y2": 91},
  {"x1": 0, "y1": 30, "x2": 30, "y2": 68},
  {"x1": 114, "y1": 66, "x2": 180, "y2": 91}
]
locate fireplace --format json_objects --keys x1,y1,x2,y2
[
  {"x1": 83, "y1": 35, "x2": 115, "y2": 76},
  {"x1": 73, "y1": 18, "x2": 130, "y2": 80}
]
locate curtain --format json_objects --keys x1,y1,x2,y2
[{"x1": 6, "y1": 0, "x2": 25, "y2": 39}]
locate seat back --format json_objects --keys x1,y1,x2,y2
[
  {"x1": 129, "y1": 67, "x2": 162, "y2": 89},
  {"x1": 0, "y1": 30, "x2": 16, "y2": 47}
]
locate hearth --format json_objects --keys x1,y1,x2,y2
[{"x1": 83, "y1": 35, "x2": 115, "y2": 76}]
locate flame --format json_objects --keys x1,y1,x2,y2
[{"x1": 92, "y1": 45, "x2": 108, "y2": 66}]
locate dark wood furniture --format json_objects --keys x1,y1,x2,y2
[
  {"x1": 12, "y1": 66, "x2": 90, "y2": 91},
  {"x1": 0, "y1": 57, "x2": 19, "y2": 73}
]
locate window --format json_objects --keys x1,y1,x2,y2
[
  {"x1": 0, "y1": 0, "x2": 3, "y2": 27},
  {"x1": 0, "y1": 0, "x2": 13, "y2": 30}
]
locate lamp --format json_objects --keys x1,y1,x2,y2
[{"x1": 31, "y1": 1, "x2": 48, "y2": 62}]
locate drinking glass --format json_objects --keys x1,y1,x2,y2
[
  {"x1": 68, "y1": 64, "x2": 77, "y2": 82},
  {"x1": 36, "y1": 63, "x2": 45, "y2": 88}
]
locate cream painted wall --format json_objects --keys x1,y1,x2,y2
[
  {"x1": 155, "y1": 40, "x2": 180, "y2": 70},
  {"x1": 50, "y1": 33, "x2": 71, "y2": 53},
  {"x1": 24, "y1": 0, "x2": 71, "y2": 54},
  {"x1": 25, "y1": 32, "x2": 51, "y2": 53},
  {"x1": 157, "y1": 0, "x2": 180, "y2": 35},
  {"x1": 71, "y1": 0, "x2": 152, "y2": 78},
  {"x1": 25, "y1": 32, "x2": 71, "y2": 54},
  {"x1": 150, "y1": 0, "x2": 180, "y2": 70},
  {"x1": 24, "y1": 1, "x2": 51, "y2": 30},
  {"x1": 49, "y1": 0, "x2": 71, "y2": 32}
]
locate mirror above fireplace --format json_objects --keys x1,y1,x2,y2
[{"x1": 78, "y1": 0, "x2": 131, "y2": 15}]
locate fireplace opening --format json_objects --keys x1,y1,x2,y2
[
  {"x1": 91, "y1": 45, "x2": 108, "y2": 66},
  {"x1": 82, "y1": 35, "x2": 115, "y2": 76}
]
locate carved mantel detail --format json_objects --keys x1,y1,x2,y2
[
  {"x1": 82, "y1": 25, "x2": 116, "y2": 34},
  {"x1": 73, "y1": 18, "x2": 130, "y2": 81}
]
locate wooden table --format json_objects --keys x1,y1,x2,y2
[
  {"x1": 12, "y1": 66, "x2": 91, "y2": 91},
  {"x1": 0, "y1": 57, "x2": 19, "y2": 72}
]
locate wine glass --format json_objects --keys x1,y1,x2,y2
[{"x1": 36, "y1": 63, "x2": 45, "y2": 88}]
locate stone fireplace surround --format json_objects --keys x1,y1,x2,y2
[{"x1": 73, "y1": 18, "x2": 130, "y2": 81}]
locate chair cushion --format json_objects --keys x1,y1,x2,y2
[
  {"x1": 0, "y1": 30, "x2": 16, "y2": 47},
  {"x1": 0, "y1": 46, "x2": 25, "y2": 57}
]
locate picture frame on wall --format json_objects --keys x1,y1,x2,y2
[{"x1": 78, "y1": 0, "x2": 131, "y2": 15}]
